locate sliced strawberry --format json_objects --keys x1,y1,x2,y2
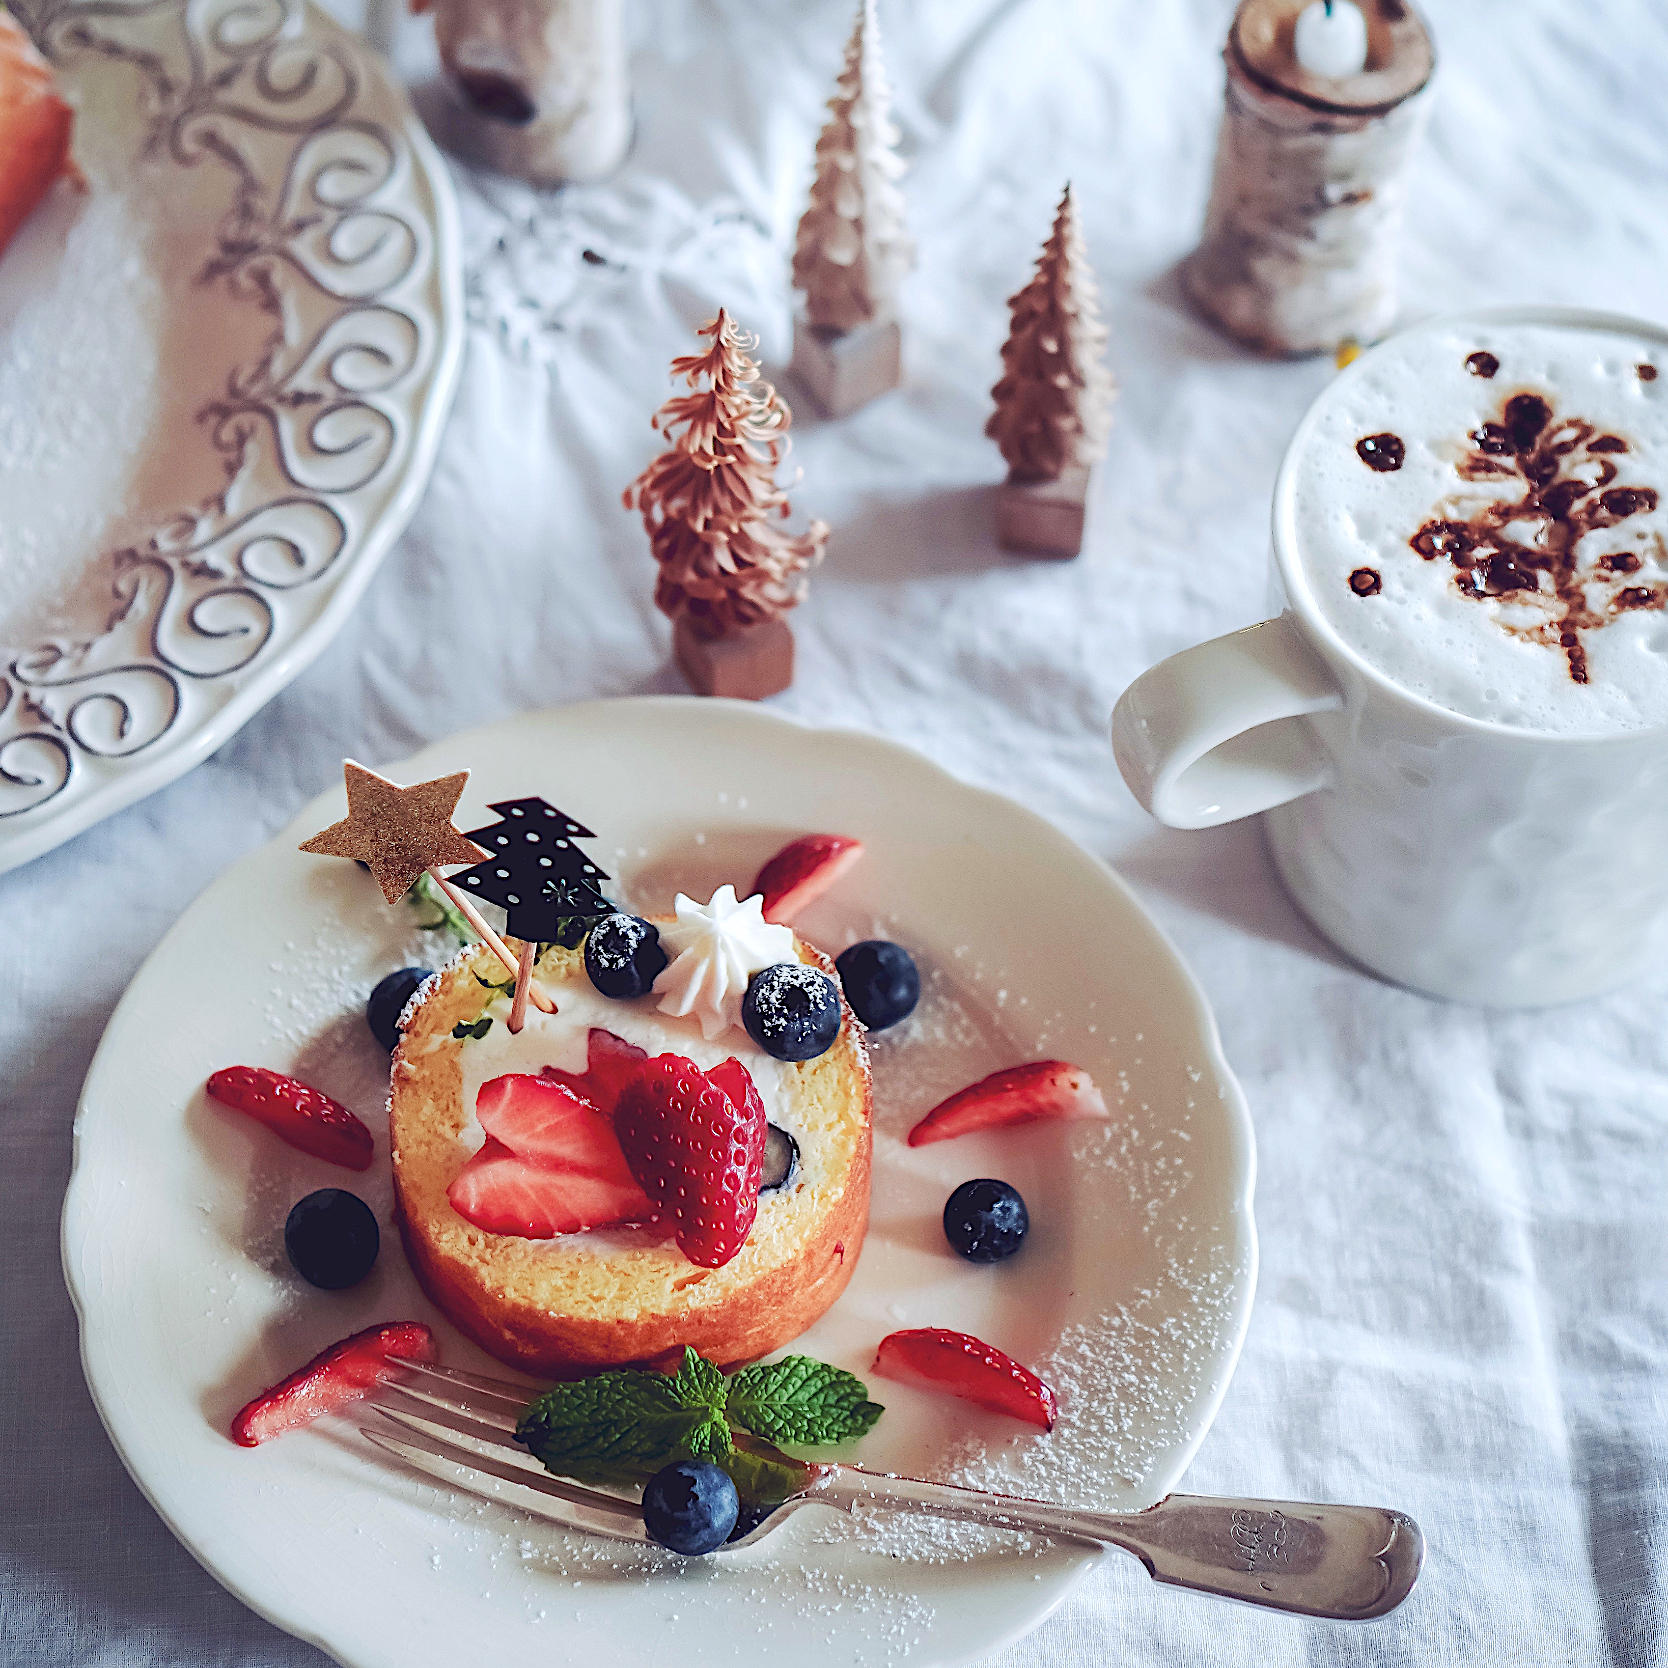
[
  {"x1": 448, "y1": 1074, "x2": 653, "y2": 1237},
  {"x1": 0, "y1": 14, "x2": 75, "y2": 260},
  {"x1": 477, "y1": 1074, "x2": 642, "y2": 1180},
  {"x1": 752, "y1": 834, "x2": 864, "y2": 924},
  {"x1": 906, "y1": 1060, "x2": 1109, "y2": 1148},
  {"x1": 541, "y1": 1027, "x2": 649, "y2": 1117},
  {"x1": 230, "y1": 1321, "x2": 434, "y2": 1447},
  {"x1": 872, "y1": 1328, "x2": 1057, "y2": 1430},
  {"x1": 704, "y1": 1056, "x2": 767, "y2": 1131},
  {"x1": 448, "y1": 1137, "x2": 653, "y2": 1236},
  {"x1": 207, "y1": 1066, "x2": 375, "y2": 1171},
  {"x1": 616, "y1": 1054, "x2": 766, "y2": 1268}
]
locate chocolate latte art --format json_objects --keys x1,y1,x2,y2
[
  {"x1": 1286, "y1": 320, "x2": 1668, "y2": 734},
  {"x1": 1404, "y1": 391, "x2": 1660, "y2": 685}
]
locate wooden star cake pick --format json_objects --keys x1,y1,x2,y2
[
  {"x1": 301, "y1": 761, "x2": 484, "y2": 902},
  {"x1": 300, "y1": 761, "x2": 556, "y2": 1020}
]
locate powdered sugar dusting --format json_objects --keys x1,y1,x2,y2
[
  {"x1": 389, "y1": 1480, "x2": 940, "y2": 1658},
  {"x1": 865, "y1": 953, "x2": 1021, "y2": 1137},
  {"x1": 216, "y1": 847, "x2": 1247, "y2": 1622},
  {"x1": 943, "y1": 1249, "x2": 1243, "y2": 1499},
  {"x1": 797, "y1": 1244, "x2": 1243, "y2": 1567}
]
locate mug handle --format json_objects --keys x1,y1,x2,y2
[{"x1": 1111, "y1": 615, "x2": 1344, "y2": 831}]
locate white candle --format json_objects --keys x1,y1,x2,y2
[{"x1": 1293, "y1": 0, "x2": 1369, "y2": 78}]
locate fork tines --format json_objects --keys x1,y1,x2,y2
[
  {"x1": 384, "y1": 1355, "x2": 530, "y2": 1414},
  {"x1": 366, "y1": 1359, "x2": 650, "y2": 1544}
]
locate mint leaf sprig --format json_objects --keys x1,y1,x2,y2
[
  {"x1": 451, "y1": 970, "x2": 516, "y2": 1039},
  {"x1": 515, "y1": 1347, "x2": 883, "y2": 1507},
  {"x1": 726, "y1": 1356, "x2": 884, "y2": 1449},
  {"x1": 408, "y1": 871, "x2": 473, "y2": 944}
]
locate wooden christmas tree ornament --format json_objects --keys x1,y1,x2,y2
[
  {"x1": 788, "y1": 0, "x2": 913, "y2": 418},
  {"x1": 1182, "y1": 0, "x2": 1435, "y2": 357},
  {"x1": 986, "y1": 185, "x2": 1115, "y2": 560},
  {"x1": 624, "y1": 312, "x2": 829, "y2": 701}
]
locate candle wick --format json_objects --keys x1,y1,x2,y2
[{"x1": 1324, "y1": 0, "x2": 1334, "y2": 13}]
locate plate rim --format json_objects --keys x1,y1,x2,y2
[
  {"x1": 62, "y1": 696, "x2": 1259, "y2": 1668},
  {"x1": 0, "y1": 0, "x2": 466, "y2": 879}
]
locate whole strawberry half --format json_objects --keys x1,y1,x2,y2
[
  {"x1": 448, "y1": 1074, "x2": 653, "y2": 1238},
  {"x1": 615, "y1": 1053, "x2": 767, "y2": 1267},
  {"x1": 872, "y1": 1327, "x2": 1057, "y2": 1430},
  {"x1": 704, "y1": 1056, "x2": 767, "y2": 1131},
  {"x1": 207, "y1": 1066, "x2": 375, "y2": 1171},
  {"x1": 541, "y1": 1027, "x2": 649, "y2": 1117},
  {"x1": 231, "y1": 1320, "x2": 434, "y2": 1447},
  {"x1": 907, "y1": 1060, "x2": 1109, "y2": 1147},
  {"x1": 752, "y1": 834, "x2": 864, "y2": 924}
]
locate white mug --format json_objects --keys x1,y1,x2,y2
[{"x1": 1111, "y1": 307, "x2": 1668, "y2": 1008}]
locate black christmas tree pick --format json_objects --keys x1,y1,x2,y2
[
  {"x1": 452, "y1": 798, "x2": 615, "y2": 1031},
  {"x1": 453, "y1": 799, "x2": 613, "y2": 943}
]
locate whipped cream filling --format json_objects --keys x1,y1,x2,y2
[
  {"x1": 451, "y1": 976, "x2": 796, "y2": 1138},
  {"x1": 650, "y1": 885, "x2": 796, "y2": 1041},
  {"x1": 436, "y1": 971, "x2": 803, "y2": 1257}
]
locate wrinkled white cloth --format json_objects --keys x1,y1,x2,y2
[{"x1": 4, "y1": 1, "x2": 1667, "y2": 1664}]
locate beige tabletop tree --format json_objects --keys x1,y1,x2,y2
[
  {"x1": 788, "y1": 0, "x2": 913, "y2": 417},
  {"x1": 623, "y1": 311, "x2": 828, "y2": 699},
  {"x1": 986, "y1": 184, "x2": 1115, "y2": 558}
]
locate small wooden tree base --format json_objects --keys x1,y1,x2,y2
[
  {"x1": 996, "y1": 466, "x2": 1092, "y2": 559},
  {"x1": 790, "y1": 310, "x2": 902, "y2": 418},
  {"x1": 672, "y1": 615, "x2": 795, "y2": 699}
]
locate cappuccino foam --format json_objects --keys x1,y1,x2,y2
[{"x1": 1286, "y1": 318, "x2": 1668, "y2": 735}]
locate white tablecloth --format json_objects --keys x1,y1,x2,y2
[{"x1": 5, "y1": 0, "x2": 1667, "y2": 1662}]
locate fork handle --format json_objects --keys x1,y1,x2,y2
[{"x1": 819, "y1": 1470, "x2": 1423, "y2": 1620}]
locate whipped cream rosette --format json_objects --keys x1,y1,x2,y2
[{"x1": 652, "y1": 885, "x2": 796, "y2": 1040}]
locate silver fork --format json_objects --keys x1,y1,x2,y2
[{"x1": 364, "y1": 1359, "x2": 1423, "y2": 1621}]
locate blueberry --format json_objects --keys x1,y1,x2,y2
[
  {"x1": 834, "y1": 940, "x2": 920, "y2": 1032},
  {"x1": 284, "y1": 1189, "x2": 380, "y2": 1289},
  {"x1": 367, "y1": 967, "x2": 431, "y2": 1052},
  {"x1": 942, "y1": 1178, "x2": 1029, "y2": 1264},
  {"x1": 742, "y1": 963, "x2": 842, "y2": 1062},
  {"x1": 641, "y1": 1460, "x2": 739, "y2": 1556},
  {"x1": 760, "y1": 1124, "x2": 800, "y2": 1193},
  {"x1": 584, "y1": 912, "x2": 668, "y2": 999}
]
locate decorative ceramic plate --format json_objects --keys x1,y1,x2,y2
[
  {"x1": 0, "y1": 0, "x2": 462, "y2": 875},
  {"x1": 65, "y1": 700, "x2": 1257, "y2": 1668}
]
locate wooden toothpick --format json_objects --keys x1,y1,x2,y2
[
  {"x1": 507, "y1": 938, "x2": 536, "y2": 1034},
  {"x1": 297, "y1": 760, "x2": 559, "y2": 1020},
  {"x1": 427, "y1": 866, "x2": 556, "y2": 1014}
]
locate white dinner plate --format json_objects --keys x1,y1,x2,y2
[
  {"x1": 0, "y1": 0, "x2": 462, "y2": 875},
  {"x1": 65, "y1": 699, "x2": 1257, "y2": 1667}
]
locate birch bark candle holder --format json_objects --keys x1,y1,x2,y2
[
  {"x1": 415, "y1": 0, "x2": 631, "y2": 186},
  {"x1": 1182, "y1": 0, "x2": 1436, "y2": 358}
]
